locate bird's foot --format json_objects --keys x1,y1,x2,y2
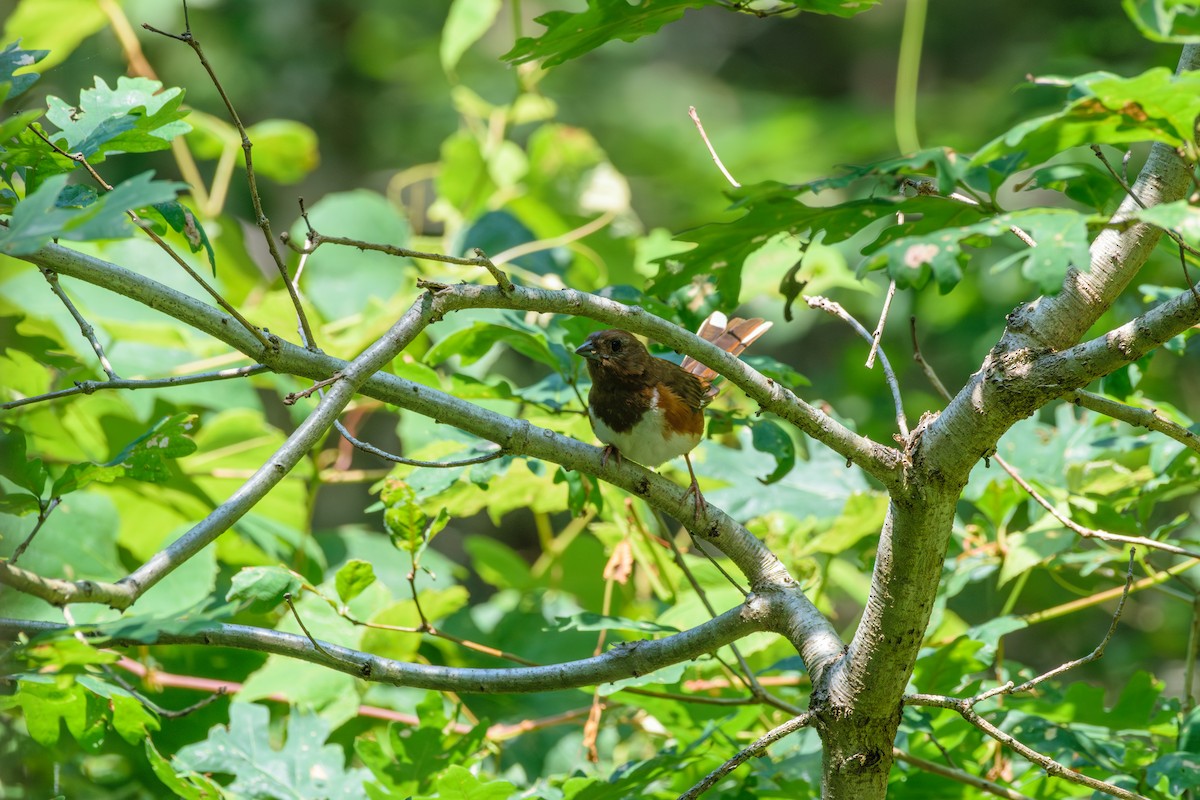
[{"x1": 600, "y1": 444, "x2": 623, "y2": 468}]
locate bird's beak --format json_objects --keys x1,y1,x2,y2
[{"x1": 575, "y1": 340, "x2": 599, "y2": 361}]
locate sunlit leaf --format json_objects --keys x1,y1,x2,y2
[{"x1": 226, "y1": 566, "x2": 301, "y2": 613}]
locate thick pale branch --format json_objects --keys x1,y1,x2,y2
[
  {"x1": 0, "y1": 600, "x2": 766, "y2": 694},
  {"x1": 1031, "y1": 287, "x2": 1200, "y2": 392}
]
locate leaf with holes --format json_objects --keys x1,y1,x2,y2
[{"x1": 172, "y1": 702, "x2": 369, "y2": 799}]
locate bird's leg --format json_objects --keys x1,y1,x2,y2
[
  {"x1": 681, "y1": 453, "x2": 704, "y2": 519},
  {"x1": 600, "y1": 444, "x2": 623, "y2": 468}
]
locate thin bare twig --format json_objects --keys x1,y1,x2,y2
[
  {"x1": 283, "y1": 373, "x2": 343, "y2": 405},
  {"x1": 910, "y1": 316, "x2": 953, "y2": 401},
  {"x1": 678, "y1": 712, "x2": 814, "y2": 800},
  {"x1": 40, "y1": 269, "x2": 118, "y2": 379},
  {"x1": 143, "y1": 3, "x2": 318, "y2": 348},
  {"x1": 806, "y1": 295, "x2": 909, "y2": 437},
  {"x1": 995, "y1": 455, "x2": 1200, "y2": 559},
  {"x1": 1070, "y1": 389, "x2": 1200, "y2": 456},
  {"x1": 866, "y1": 279, "x2": 897, "y2": 369},
  {"x1": 102, "y1": 663, "x2": 224, "y2": 719},
  {"x1": 283, "y1": 592, "x2": 335, "y2": 660},
  {"x1": 10, "y1": 497, "x2": 61, "y2": 564},
  {"x1": 287, "y1": 201, "x2": 515, "y2": 292},
  {"x1": 333, "y1": 421, "x2": 506, "y2": 468},
  {"x1": 1, "y1": 364, "x2": 269, "y2": 411},
  {"x1": 688, "y1": 106, "x2": 740, "y2": 188}
]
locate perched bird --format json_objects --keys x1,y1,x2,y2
[{"x1": 574, "y1": 312, "x2": 772, "y2": 516}]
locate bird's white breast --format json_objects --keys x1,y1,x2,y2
[{"x1": 589, "y1": 387, "x2": 701, "y2": 467}]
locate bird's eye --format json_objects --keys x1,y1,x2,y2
[{"x1": 610, "y1": 339, "x2": 622, "y2": 352}]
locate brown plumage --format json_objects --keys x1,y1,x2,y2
[{"x1": 575, "y1": 312, "x2": 772, "y2": 516}]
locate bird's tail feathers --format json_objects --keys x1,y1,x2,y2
[{"x1": 680, "y1": 311, "x2": 772, "y2": 382}]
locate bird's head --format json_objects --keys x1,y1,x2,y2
[{"x1": 575, "y1": 329, "x2": 653, "y2": 381}]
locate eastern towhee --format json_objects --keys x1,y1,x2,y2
[{"x1": 575, "y1": 312, "x2": 772, "y2": 516}]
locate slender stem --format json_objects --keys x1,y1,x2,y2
[
  {"x1": 866, "y1": 280, "x2": 897, "y2": 369},
  {"x1": 894, "y1": 0, "x2": 927, "y2": 154},
  {"x1": 805, "y1": 295, "x2": 909, "y2": 438},
  {"x1": 678, "y1": 712, "x2": 814, "y2": 800},
  {"x1": 1182, "y1": 591, "x2": 1200, "y2": 713},
  {"x1": 10, "y1": 497, "x2": 61, "y2": 564},
  {"x1": 143, "y1": 11, "x2": 318, "y2": 349},
  {"x1": 40, "y1": 269, "x2": 119, "y2": 379},
  {"x1": 1, "y1": 365, "x2": 268, "y2": 411},
  {"x1": 688, "y1": 106, "x2": 740, "y2": 188}
]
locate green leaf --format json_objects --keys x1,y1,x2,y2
[
  {"x1": 425, "y1": 321, "x2": 562, "y2": 370},
  {"x1": 145, "y1": 200, "x2": 217, "y2": 273},
  {"x1": 0, "y1": 40, "x2": 48, "y2": 98},
  {"x1": 243, "y1": 119, "x2": 320, "y2": 184},
  {"x1": 45, "y1": 76, "x2": 190, "y2": 160},
  {"x1": 434, "y1": 765, "x2": 516, "y2": 800},
  {"x1": 441, "y1": 0, "x2": 503, "y2": 73},
  {"x1": 0, "y1": 677, "x2": 108, "y2": 750},
  {"x1": 173, "y1": 703, "x2": 369, "y2": 799},
  {"x1": 1021, "y1": 162, "x2": 1122, "y2": 210},
  {"x1": 335, "y1": 559, "x2": 377, "y2": 605},
  {"x1": 973, "y1": 68, "x2": 1200, "y2": 168},
  {"x1": 0, "y1": 171, "x2": 187, "y2": 255},
  {"x1": 106, "y1": 412, "x2": 198, "y2": 482},
  {"x1": 358, "y1": 694, "x2": 489, "y2": 796},
  {"x1": 911, "y1": 638, "x2": 988, "y2": 696},
  {"x1": 553, "y1": 465, "x2": 603, "y2": 516},
  {"x1": 1131, "y1": 199, "x2": 1200, "y2": 245},
  {"x1": 146, "y1": 739, "x2": 228, "y2": 800},
  {"x1": 1124, "y1": 0, "x2": 1200, "y2": 42},
  {"x1": 1, "y1": 1, "x2": 107, "y2": 72},
  {"x1": 0, "y1": 425, "x2": 47, "y2": 494},
  {"x1": 503, "y1": 0, "x2": 712, "y2": 67},
  {"x1": 865, "y1": 207, "x2": 1090, "y2": 293},
  {"x1": 1148, "y1": 752, "x2": 1200, "y2": 795},
  {"x1": 464, "y1": 535, "x2": 532, "y2": 591},
  {"x1": 652, "y1": 193, "x2": 908, "y2": 301},
  {"x1": 549, "y1": 613, "x2": 680, "y2": 633},
  {"x1": 226, "y1": 566, "x2": 302, "y2": 612},
  {"x1": 381, "y1": 479, "x2": 427, "y2": 553},
  {"x1": 750, "y1": 418, "x2": 796, "y2": 485},
  {"x1": 503, "y1": 0, "x2": 882, "y2": 67}
]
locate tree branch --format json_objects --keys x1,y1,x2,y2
[
  {"x1": 4, "y1": 240, "x2": 850, "y2": 681},
  {"x1": 1000, "y1": 44, "x2": 1200, "y2": 353},
  {"x1": 1070, "y1": 389, "x2": 1200, "y2": 456},
  {"x1": 0, "y1": 599, "x2": 768, "y2": 694}
]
